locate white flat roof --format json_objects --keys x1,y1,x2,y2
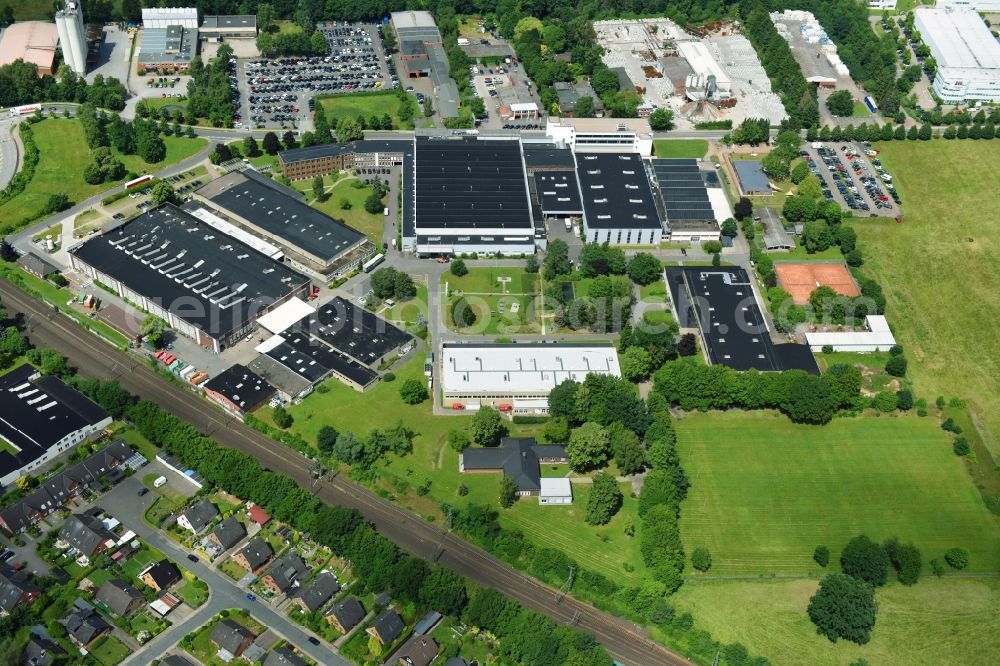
[
  {"x1": 805, "y1": 316, "x2": 895, "y2": 347},
  {"x1": 189, "y1": 207, "x2": 284, "y2": 260},
  {"x1": 914, "y1": 8, "x2": 1000, "y2": 70},
  {"x1": 706, "y1": 187, "x2": 732, "y2": 223},
  {"x1": 510, "y1": 102, "x2": 539, "y2": 112},
  {"x1": 256, "y1": 297, "x2": 314, "y2": 335},
  {"x1": 540, "y1": 477, "x2": 572, "y2": 497},
  {"x1": 677, "y1": 41, "x2": 731, "y2": 86},
  {"x1": 442, "y1": 344, "x2": 621, "y2": 394},
  {"x1": 255, "y1": 334, "x2": 286, "y2": 354}
]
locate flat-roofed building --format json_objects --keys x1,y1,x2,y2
[
  {"x1": 202, "y1": 364, "x2": 275, "y2": 418},
  {"x1": 69, "y1": 204, "x2": 312, "y2": 353},
  {"x1": 194, "y1": 170, "x2": 372, "y2": 280},
  {"x1": 277, "y1": 140, "x2": 410, "y2": 181},
  {"x1": 142, "y1": 7, "x2": 198, "y2": 29},
  {"x1": 545, "y1": 118, "x2": 652, "y2": 156},
  {"x1": 914, "y1": 7, "x2": 1000, "y2": 103},
  {"x1": 441, "y1": 343, "x2": 621, "y2": 413},
  {"x1": 0, "y1": 22, "x2": 59, "y2": 76},
  {"x1": 138, "y1": 25, "x2": 198, "y2": 72},
  {"x1": 576, "y1": 152, "x2": 662, "y2": 245},
  {"x1": 200, "y1": 15, "x2": 257, "y2": 40}
]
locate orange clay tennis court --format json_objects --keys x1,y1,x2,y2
[{"x1": 774, "y1": 262, "x2": 860, "y2": 304}]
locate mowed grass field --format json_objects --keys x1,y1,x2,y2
[
  {"x1": 653, "y1": 139, "x2": 708, "y2": 159},
  {"x1": 673, "y1": 576, "x2": 1000, "y2": 666},
  {"x1": 677, "y1": 411, "x2": 1000, "y2": 575},
  {"x1": 855, "y1": 141, "x2": 1000, "y2": 451},
  {"x1": 318, "y1": 92, "x2": 419, "y2": 130}
]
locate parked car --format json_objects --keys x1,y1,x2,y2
[
  {"x1": 187, "y1": 554, "x2": 199, "y2": 563},
  {"x1": 308, "y1": 637, "x2": 321, "y2": 646},
  {"x1": 137, "y1": 487, "x2": 149, "y2": 497}
]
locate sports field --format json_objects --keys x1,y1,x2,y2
[
  {"x1": 676, "y1": 411, "x2": 1000, "y2": 575},
  {"x1": 673, "y1": 576, "x2": 1000, "y2": 666},
  {"x1": 774, "y1": 261, "x2": 858, "y2": 304},
  {"x1": 855, "y1": 141, "x2": 1000, "y2": 451}
]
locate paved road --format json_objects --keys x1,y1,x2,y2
[
  {"x1": 0, "y1": 280, "x2": 691, "y2": 666},
  {"x1": 0, "y1": 116, "x2": 20, "y2": 190},
  {"x1": 95, "y1": 471, "x2": 351, "y2": 666}
]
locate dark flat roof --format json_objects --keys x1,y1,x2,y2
[
  {"x1": 198, "y1": 171, "x2": 365, "y2": 263},
  {"x1": 651, "y1": 159, "x2": 715, "y2": 222},
  {"x1": 71, "y1": 204, "x2": 308, "y2": 340},
  {"x1": 415, "y1": 137, "x2": 532, "y2": 231},
  {"x1": 297, "y1": 296, "x2": 411, "y2": 366},
  {"x1": 522, "y1": 144, "x2": 576, "y2": 170},
  {"x1": 534, "y1": 172, "x2": 583, "y2": 215},
  {"x1": 203, "y1": 364, "x2": 275, "y2": 411},
  {"x1": 666, "y1": 266, "x2": 817, "y2": 373},
  {"x1": 279, "y1": 139, "x2": 412, "y2": 166},
  {"x1": 201, "y1": 15, "x2": 256, "y2": 29},
  {"x1": 265, "y1": 330, "x2": 378, "y2": 387},
  {"x1": 576, "y1": 153, "x2": 661, "y2": 230},
  {"x1": 733, "y1": 160, "x2": 771, "y2": 193}
]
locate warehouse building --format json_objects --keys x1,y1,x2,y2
[
  {"x1": 576, "y1": 152, "x2": 662, "y2": 245},
  {"x1": 935, "y1": 1, "x2": 1000, "y2": 11},
  {"x1": 0, "y1": 21, "x2": 59, "y2": 76},
  {"x1": 138, "y1": 25, "x2": 198, "y2": 72},
  {"x1": 142, "y1": 7, "x2": 198, "y2": 29},
  {"x1": 441, "y1": 343, "x2": 621, "y2": 413},
  {"x1": 202, "y1": 364, "x2": 275, "y2": 418},
  {"x1": 913, "y1": 7, "x2": 1000, "y2": 103},
  {"x1": 194, "y1": 171, "x2": 372, "y2": 280},
  {"x1": 0, "y1": 365, "x2": 112, "y2": 488},
  {"x1": 805, "y1": 316, "x2": 897, "y2": 353},
  {"x1": 69, "y1": 204, "x2": 312, "y2": 353},
  {"x1": 200, "y1": 15, "x2": 257, "y2": 40},
  {"x1": 650, "y1": 159, "x2": 729, "y2": 243},
  {"x1": 677, "y1": 41, "x2": 732, "y2": 100},
  {"x1": 412, "y1": 136, "x2": 536, "y2": 256}
]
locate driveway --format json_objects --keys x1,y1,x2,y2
[{"x1": 85, "y1": 26, "x2": 131, "y2": 86}]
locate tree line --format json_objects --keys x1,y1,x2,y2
[{"x1": 0, "y1": 63, "x2": 126, "y2": 110}]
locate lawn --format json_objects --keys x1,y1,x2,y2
[
  {"x1": 639, "y1": 280, "x2": 667, "y2": 303},
  {"x1": 112, "y1": 426, "x2": 159, "y2": 461},
  {"x1": 676, "y1": 411, "x2": 1000, "y2": 576},
  {"x1": 442, "y1": 267, "x2": 539, "y2": 295},
  {"x1": 854, "y1": 141, "x2": 1000, "y2": 454},
  {"x1": 852, "y1": 101, "x2": 872, "y2": 118},
  {"x1": 90, "y1": 635, "x2": 131, "y2": 666},
  {"x1": 306, "y1": 178, "x2": 385, "y2": 246},
  {"x1": 220, "y1": 558, "x2": 249, "y2": 581},
  {"x1": 176, "y1": 576, "x2": 209, "y2": 607},
  {"x1": 775, "y1": 243, "x2": 845, "y2": 261},
  {"x1": 673, "y1": 576, "x2": 1000, "y2": 666},
  {"x1": 652, "y1": 139, "x2": 709, "y2": 159},
  {"x1": 0, "y1": 118, "x2": 204, "y2": 232},
  {"x1": 318, "y1": 91, "x2": 419, "y2": 130},
  {"x1": 121, "y1": 547, "x2": 167, "y2": 580},
  {"x1": 442, "y1": 268, "x2": 542, "y2": 334}
]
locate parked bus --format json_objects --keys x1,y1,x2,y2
[
  {"x1": 863, "y1": 96, "x2": 878, "y2": 114},
  {"x1": 9, "y1": 103, "x2": 41, "y2": 116},
  {"x1": 362, "y1": 253, "x2": 385, "y2": 273},
  {"x1": 124, "y1": 174, "x2": 153, "y2": 189}
]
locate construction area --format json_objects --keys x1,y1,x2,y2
[{"x1": 593, "y1": 18, "x2": 787, "y2": 128}]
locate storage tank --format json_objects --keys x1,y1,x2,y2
[{"x1": 55, "y1": 0, "x2": 87, "y2": 75}]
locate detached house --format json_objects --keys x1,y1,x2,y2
[
  {"x1": 94, "y1": 579, "x2": 144, "y2": 617},
  {"x1": 261, "y1": 552, "x2": 309, "y2": 595},
  {"x1": 139, "y1": 560, "x2": 181, "y2": 592},
  {"x1": 232, "y1": 538, "x2": 273, "y2": 574},
  {"x1": 211, "y1": 619, "x2": 256, "y2": 660},
  {"x1": 367, "y1": 609, "x2": 404, "y2": 645},
  {"x1": 325, "y1": 596, "x2": 365, "y2": 634},
  {"x1": 177, "y1": 499, "x2": 219, "y2": 534},
  {"x1": 290, "y1": 571, "x2": 340, "y2": 613}
]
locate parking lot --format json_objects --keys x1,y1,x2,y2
[
  {"x1": 85, "y1": 25, "x2": 131, "y2": 85},
  {"x1": 240, "y1": 22, "x2": 393, "y2": 130},
  {"x1": 803, "y1": 142, "x2": 901, "y2": 217},
  {"x1": 470, "y1": 67, "x2": 544, "y2": 131}
]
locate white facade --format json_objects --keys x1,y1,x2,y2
[
  {"x1": 915, "y1": 7, "x2": 1000, "y2": 103},
  {"x1": 805, "y1": 315, "x2": 896, "y2": 352},
  {"x1": 55, "y1": 0, "x2": 87, "y2": 75},
  {"x1": 546, "y1": 119, "x2": 653, "y2": 156},
  {"x1": 142, "y1": 7, "x2": 199, "y2": 29},
  {"x1": 539, "y1": 478, "x2": 573, "y2": 505},
  {"x1": 868, "y1": 0, "x2": 898, "y2": 10},
  {"x1": 935, "y1": 0, "x2": 1000, "y2": 11},
  {"x1": 584, "y1": 225, "x2": 663, "y2": 245}
]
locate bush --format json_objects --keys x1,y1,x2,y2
[
  {"x1": 450, "y1": 258, "x2": 468, "y2": 276},
  {"x1": 691, "y1": 547, "x2": 712, "y2": 572},
  {"x1": 399, "y1": 378, "x2": 428, "y2": 404},
  {"x1": 953, "y1": 437, "x2": 970, "y2": 456},
  {"x1": 885, "y1": 355, "x2": 907, "y2": 377},
  {"x1": 382, "y1": 372, "x2": 396, "y2": 382},
  {"x1": 271, "y1": 405, "x2": 292, "y2": 429},
  {"x1": 808, "y1": 574, "x2": 877, "y2": 644},
  {"x1": 814, "y1": 545, "x2": 830, "y2": 567},
  {"x1": 944, "y1": 547, "x2": 969, "y2": 570}
]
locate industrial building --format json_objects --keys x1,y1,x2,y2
[
  {"x1": 805, "y1": 316, "x2": 897, "y2": 353},
  {"x1": 545, "y1": 117, "x2": 653, "y2": 155},
  {"x1": 199, "y1": 15, "x2": 257, "y2": 41},
  {"x1": 650, "y1": 159, "x2": 725, "y2": 243},
  {"x1": 676, "y1": 41, "x2": 732, "y2": 100},
  {"x1": 55, "y1": 1, "x2": 87, "y2": 75},
  {"x1": 138, "y1": 25, "x2": 198, "y2": 72},
  {"x1": 194, "y1": 170, "x2": 372, "y2": 280},
  {"x1": 142, "y1": 7, "x2": 199, "y2": 29},
  {"x1": 914, "y1": 7, "x2": 1000, "y2": 103},
  {"x1": 576, "y1": 152, "x2": 663, "y2": 245},
  {"x1": 440, "y1": 343, "x2": 621, "y2": 413},
  {"x1": 277, "y1": 140, "x2": 410, "y2": 181},
  {"x1": 411, "y1": 136, "x2": 536, "y2": 256},
  {"x1": 867, "y1": 0, "x2": 897, "y2": 9},
  {"x1": 0, "y1": 21, "x2": 58, "y2": 76},
  {"x1": 0, "y1": 365, "x2": 112, "y2": 488},
  {"x1": 69, "y1": 204, "x2": 312, "y2": 353},
  {"x1": 391, "y1": 11, "x2": 460, "y2": 118},
  {"x1": 202, "y1": 364, "x2": 275, "y2": 418},
  {"x1": 935, "y1": 0, "x2": 1000, "y2": 10}
]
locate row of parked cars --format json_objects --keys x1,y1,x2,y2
[{"x1": 807, "y1": 143, "x2": 898, "y2": 214}]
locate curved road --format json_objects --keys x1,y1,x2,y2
[{"x1": 0, "y1": 280, "x2": 692, "y2": 666}]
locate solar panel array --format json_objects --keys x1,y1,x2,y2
[
  {"x1": 651, "y1": 159, "x2": 714, "y2": 222},
  {"x1": 415, "y1": 137, "x2": 532, "y2": 230}
]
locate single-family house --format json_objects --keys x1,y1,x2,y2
[
  {"x1": 396, "y1": 635, "x2": 439, "y2": 666},
  {"x1": 207, "y1": 516, "x2": 246, "y2": 554},
  {"x1": 59, "y1": 513, "x2": 117, "y2": 559},
  {"x1": 324, "y1": 596, "x2": 365, "y2": 634},
  {"x1": 177, "y1": 499, "x2": 219, "y2": 534},
  {"x1": 65, "y1": 607, "x2": 110, "y2": 647},
  {"x1": 261, "y1": 552, "x2": 309, "y2": 595},
  {"x1": 232, "y1": 538, "x2": 273, "y2": 574},
  {"x1": 210, "y1": 619, "x2": 256, "y2": 659},
  {"x1": 94, "y1": 579, "x2": 144, "y2": 617},
  {"x1": 139, "y1": 560, "x2": 181, "y2": 592},
  {"x1": 367, "y1": 609, "x2": 404, "y2": 645},
  {"x1": 23, "y1": 630, "x2": 67, "y2": 665},
  {"x1": 290, "y1": 571, "x2": 340, "y2": 613},
  {"x1": 263, "y1": 646, "x2": 309, "y2": 666}
]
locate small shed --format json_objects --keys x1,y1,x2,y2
[
  {"x1": 17, "y1": 251, "x2": 59, "y2": 278},
  {"x1": 539, "y1": 478, "x2": 572, "y2": 505}
]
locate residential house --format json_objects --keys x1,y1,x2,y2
[
  {"x1": 396, "y1": 635, "x2": 439, "y2": 666},
  {"x1": 444, "y1": 659, "x2": 470, "y2": 666},
  {"x1": 95, "y1": 579, "x2": 144, "y2": 617},
  {"x1": 59, "y1": 513, "x2": 117, "y2": 559},
  {"x1": 65, "y1": 607, "x2": 110, "y2": 648},
  {"x1": 460, "y1": 438, "x2": 569, "y2": 498},
  {"x1": 177, "y1": 499, "x2": 219, "y2": 534},
  {"x1": 324, "y1": 596, "x2": 365, "y2": 634},
  {"x1": 206, "y1": 516, "x2": 246, "y2": 555},
  {"x1": 139, "y1": 560, "x2": 181, "y2": 592},
  {"x1": 16, "y1": 252, "x2": 58, "y2": 279},
  {"x1": 367, "y1": 609, "x2": 404, "y2": 645},
  {"x1": 232, "y1": 537, "x2": 273, "y2": 574},
  {"x1": 554, "y1": 80, "x2": 605, "y2": 116},
  {"x1": 211, "y1": 619, "x2": 256, "y2": 660},
  {"x1": 22, "y1": 630, "x2": 67, "y2": 665},
  {"x1": 161, "y1": 656, "x2": 197, "y2": 666},
  {"x1": 290, "y1": 571, "x2": 340, "y2": 613},
  {"x1": 0, "y1": 565, "x2": 41, "y2": 614},
  {"x1": 247, "y1": 503, "x2": 271, "y2": 526},
  {"x1": 263, "y1": 646, "x2": 309, "y2": 666},
  {"x1": 261, "y1": 552, "x2": 309, "y2": 595}
]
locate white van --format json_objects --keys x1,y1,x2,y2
[
  {"x1": 384, "y1": 207, "x2": 389, "y2": 216},
  {"x1": 153, "y1": 476, "x2": 167, "y2": 488},
  {"x1": 565, "y1": 219, "x2": 573, "y2": 231}
]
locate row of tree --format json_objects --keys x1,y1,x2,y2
[
  {"x1": 807, "y1": 121, "x2": 1000, "y2": 143},
  {"x1": 185, "y1": 44, "x2": 236, "y2": 127},
  {"x1": 78, "y1": 104, "x2": 167, "y2": 166},
  {"x1": 0, "y1": 64, "x2": 127, "y2": 111}
]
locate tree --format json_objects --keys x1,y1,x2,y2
[
  {"x1": 785, "y1": 373, "x2": 836, "y2": 425},
  {"x1": 790, "y1": 161, "x2": 811, "y2": 184},
  {"x1": 542, "y1": 417, "x2": 570, "y2": 444},
  {"x1": 648, "y1": 108, "x2": 675, "y2": 131},
  {"x1": 572, "y1": 96, "x2": 595, "y2": 118},
  {"x1": 826, "y1": 91, "x2": 854, "y2": 117},
  {"x1": 393, "y1": 272, "x2": 416, "y2": 300},
  {"x1": 282, "y1": 131, "x2": 298, "y2": 150},
  {"x1": 626, "y1": 253, "x2": 662, "y2": 285},
  {"x1": 884, "y1": 538, "x2": 921, "y2": 586},
  {"x1": 720, "y1": 218, "x2": 738, "y2": 238},
  {"x1": 702, "y1": 240, "x2": 722, "y2": 255},
  {"x1": 841, "y1": 535, "x2": 890, "y2": 587},
  {"x1": 419, "y1": 567, "x2": 467, "y2": 616},
  {"x1": 311, "y1": 175, "x2": 325, "y2": 201},
  {"x1": 945, "y1": 547, "x2": 969, "y2": 569},
  {"x1": 243, "y1": 135, "x2": 260, "y2": 157},
  {"x1": 609, "y1": 422, "x2": 644, "y2": 475},
  {"x1": 139, "y1": 315, "x2": 166, "y2": 347},
  {"x1": 499, "y1": 475, "x2": 517, "y2": 508},
  {"x1": 450, "y1": 259, "x2": 468, "y2": 277},
  {"x1": 621, "y1": 346, "x2": 652, "y2": 382},
  {"x1": 802, "y1": 220, "x2": 834, "y2": 253},
  {"x1": 471, "y1": 407, "x2": 506, "y2": 447},
  {"x1": 677, "y1": 333, "x2": 697, "y2": 357},
  {"x1": 691, "y1": 547, "x2": 712, "y2": 571},
  {"x1": 310, "y1": 30, "x2": 327, "y2": 55},
  {"x1": 762, "y1": 151, "x2": 791, "y2": 181},
  {"x1": 543, "y1": 239, "x2": 571, "y2": 279},
  {"x1": 448, "y1": 430, "x2": 470, "y2": 453},
  {"x1": 814, "y1": 545, "x2": 831, "y2": 567},
  {"x1": 953, "y1": 437, "x2": 970, "y2": 456},
  {"x1": 256, "y1": 3, "x2": 275, "y2": 33},
  {"x1": 896, "y1": 389, "x2": 913, "y2": 411},
  {"x1": 399, "y1": 378, "x2": 428, "y2": 404},
  {"x1": 150, "y1": 181, "x2": 175, "y2": 205},
  {"x1": 364, "y1": 190, "x2": 384, "y2": 214},
  {"x1": 262, "y1": 132, "x2": 281, "y2": 155},
  {"x1": 548, "y1": 379, "x2": 580, "y2": 421},
  {"x1": 0, "y1": 237, "x2": 16, "y2": 262},
  {"x1": 525, "y1": 255, "x2": 539, "y2": 273},
  {"x1": 272, "y1": 405, "x2": 293, "y2": 429},
  {"x1": 367, "y1": 634, "x2": 383, "y2": 657},
  {"x1": 567, "y1": 422, "x2": 610, "y2": 472},
  {"x1": 734, "y1": 197, "x2": 753, "y2": 220},
  {"x1": 337, "y1": 117, "x2": 363, "y2": 143},
  {"x1": 807, "y1": 574, "x2": 877, "y2": 644},
  {"x1": 317, "y1": 425, "x2": 339, "y2": 455},
  {"x1": 451, "y1": 297, "x2": 477, "y2": 328},
  {"x1": 586, "y1": 471, "x2": 623, "y2": 525},
  {"x1": 885, "y1": 355, "x2": 907, "y2": 377}
]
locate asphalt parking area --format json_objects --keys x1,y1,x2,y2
[{"x1": 802, "y1": 142, "x2": 900, "y2": 217}]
